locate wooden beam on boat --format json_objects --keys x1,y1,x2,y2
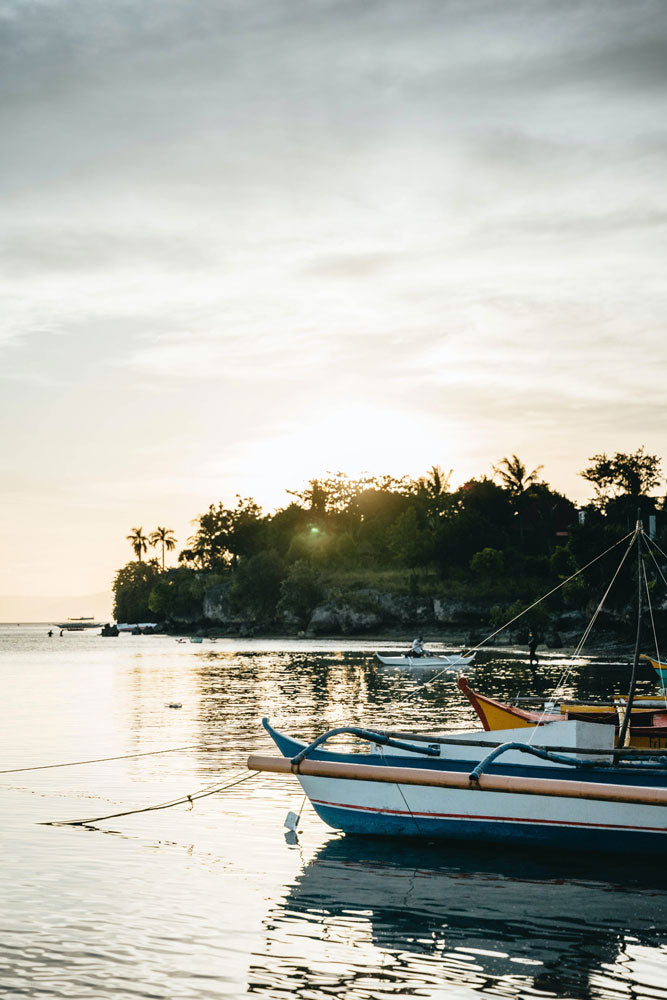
[{"x1": 247, "y1": 754, "x2": 667, "y2": 807}]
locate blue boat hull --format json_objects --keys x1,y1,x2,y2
[{"x1": 310, "y1": 801, "x2": 663, "y2": 852}]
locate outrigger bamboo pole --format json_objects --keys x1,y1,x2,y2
[{"x1": 247, "y1": 755, "x2": 667, "y2": 808}]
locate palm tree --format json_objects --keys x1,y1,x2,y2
[
  {"x1": 492, "y1": 455, "x2": 543, "y2": 495},
  {"x1": 149, "y1": 526, "x2": 177, "y2": 571},
  {"x1": 493, "y1": 455, "x2": 545, "y2": 546},
  {"x1": 127, "y1": 526, "x2": 148, "y2": 561}
]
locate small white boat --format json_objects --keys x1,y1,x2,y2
[{"x1": 375, "y1": 651, "x2": 476, "y2": 668}]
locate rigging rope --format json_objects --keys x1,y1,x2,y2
[
  {"x1": 398, "y1": 528, "x2": 636, "y2": 704},
  {"x1": 527, "y1": 526, "x2": 638, "y2": 739},
  {"x1": 640, "y1": 550, "x2": 667, "y2": 711},
  {"x1": 44, "y1": 769, "x2": 259, "y2": 827},
  {"x1": 0, "y1": 743, "x2": 222, "y2": 776}
]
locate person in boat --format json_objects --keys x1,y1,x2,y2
[
  {"x1": 410, "y1": 636, "x2": 425, "y2": 658},
  {"x1": 528, "y1": 631, "x2": 539, "y2": 666}
]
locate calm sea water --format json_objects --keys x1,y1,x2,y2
[{"x1": 1, "y1": 624, "x2": 665, "y2": 999}]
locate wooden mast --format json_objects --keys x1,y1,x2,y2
[{"x1": 618, "y1": 513, "x2": 643, "y2": 748}]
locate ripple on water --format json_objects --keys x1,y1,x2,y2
[{"x1": 0, "y1": 626, "x2": 665, "y2": 999}]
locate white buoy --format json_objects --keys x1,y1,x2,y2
[{"x1": 284, "y1": 810, "x2": 300, "y2": 832}]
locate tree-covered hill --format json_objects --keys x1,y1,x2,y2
[{"x1": 112, "y1": 450, "x2": 667, "y2": 637}]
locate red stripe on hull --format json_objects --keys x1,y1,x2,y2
[{"x1": 310, "y1": 797, "x2": 666, "y2": 834}]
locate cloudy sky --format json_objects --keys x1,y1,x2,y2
[{"x1": 2, "y1": 0, "x2": 666, "y2": 616}]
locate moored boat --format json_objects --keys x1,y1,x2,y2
[
  {"x1": 375, "y1": 651, "x2": 476, "y2": 668},
  {"x1": 458, "y1": 675, "x2": 667, "y2": 750},
  {"x1": 250, "y1": 716, "x2": 667, "y2": 853},
  {"x1": 642, "y1": 653, "x2": 667, "y2": 689},
  {"x1": 54, "y1": 617, "x2": 99, "y2": 631},
  {"x1": 249, "y1": 517, "x2": 667, "y2": 853}
]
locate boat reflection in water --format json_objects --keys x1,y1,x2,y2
[{"x1": 249, "y1": 837, "x2": 667, "y2": 999}]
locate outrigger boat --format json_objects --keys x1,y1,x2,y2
[
  {"x1": 642, "y1": 653, "x2": 667, "y2": 690},
  {"x1": 54, "y1": 617, "x2": 99, "y2": 632},
  {"x1": 375, "y1": 652, "x2": 476, "y2": 668},
  {"x1": 458, "y1": 676, "x2": 667, "y2": 751},
  {"x1": 251, "y1": 715, "x2": 667, "y2": 853},
  {"x1": 249, "y1": 518, "x2": 667, "y2": 852}
]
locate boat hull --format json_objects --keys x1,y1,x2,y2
[
  {"x1": 375, "y1": 653, "x2": 475, "y2": 668},
  {"x1": 259, "y1": 720, "x2": 667, "y2": 854},
  {"x1": 307, "y1": 786, "x2": 664, "y2": 852},
  {"x1": 643, "y1": 654, "x2": 667, "y2": 689},
  {"x1": 458, "y1": 676, "x2": 667, "y2": 750}
]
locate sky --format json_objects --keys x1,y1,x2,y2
[{"x1": 2, "y1": 0, "x2": 667, "y2": 618}]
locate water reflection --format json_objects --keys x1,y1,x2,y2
[
  {"x1": 250, "y1": 838, "x2": 667, "y2": 1000},
  {"x1": 2, "y1": 629, "x2": 665, "y2": 1000}
]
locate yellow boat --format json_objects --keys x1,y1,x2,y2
[
  {"x1": 458, "y1": 676, "x2": 667, "y2": 751},
  {"x1": 642, "y1": 653, "x2": 667, "y2": 690}
]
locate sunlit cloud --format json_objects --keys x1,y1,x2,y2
[{"x1": 1, "y1": 0, "x2": 666, "y2": 604}]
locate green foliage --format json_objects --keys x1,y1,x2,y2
[
  {"x1": 287, "y1": 526, "x2": 334, "y2": 564},
  {"x1": 550, "y1": 545, "x2": 577, "y2": 578},
  {"x1": 388, "y1": 507, "x2": 435, "y2": 567},
  {"x1": 503, "y1": 598, "x2": 550, "y2": 633},
  {"x1": 492, "y1": 455, "x2": 544, "y2": 495},
  {"x1": 183, "y1": 496, "x2": 264, "y2": 570},
  {"x1": 148, "y1": 568, "x2": 205, "y2": 621},
  {"x1": 470, "y1": 547, "x2": 504, "y2": 578},
  {"x1": 113, "y1": 560, "x2": 160, "y2": 623},
  {"x1": 115, "y1": 453, "x2": 667, "y2": 628},
  {"x1": 126, "y1": 526, "x2": 148, "y2": 561},
  {"x1": 277, "y1": 561, "x2": 325, "y2": 625},
  {"x1": 288, "y1": 471, "x2": 410, "y2": 515},
  {"x1": 149, "y1": 526, "x2": 177, "y2": 570},
  {"x1": 561, "y1": 577, "x2": 590, "y2": 610},
  {"x1": 580, "y1": 447, "x2": 663, "y2": 508},
  {"x1": 228, "y1": 551, "x2": 285, "y2": 622}
]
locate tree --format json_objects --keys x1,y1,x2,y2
[
  {"x1": 470, "y1": 547, "x2": 504, "y2": 579},
  {"x1": 148, "y1": 567, "x2": 205, "y2": 622},
  {"x1": 277, "y1": 561, "x2": 325, "y2": 626},
  {"x1": 113, "y1": 560, "x2": 160, "y2": 623},
  {"x1": 493, "y1": 455, "x2": 544, "y2": 495},
  {"x1": 185, "y1": 496, "x2": 264, "y2": 570},
  {"x1": 126, "y1": 526, "x2": 148, "y2": 561},
  {"x1": 580, "y1": 447, "x2": 663, "y2": 507},
  {"x1": 149, "y1": 526, "x2": 177, "y2": 570},
  {"x1": 228, "y1": 551, "x2": 285, "y2": 622}
]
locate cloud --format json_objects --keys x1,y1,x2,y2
[{"x1": 1, "y1": 0, "x2": 667, "y2": 595}]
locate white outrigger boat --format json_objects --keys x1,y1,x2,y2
[
  {"x1": 249, "y1": 518, "x2": 667, "y2": 854},
  {"x1": 375, "y1": 651, "x2": 476, "y2": 668},
  {"x1": 251, "y1": 716, "x2": 667, "y2": 853}
]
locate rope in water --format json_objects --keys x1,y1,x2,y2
[
  {"x1": 43, "y1": 769, "x2": 260, "y2": 827},
  {"x1": 0, "y1": 743, "x2": 222, "y2": 775}
]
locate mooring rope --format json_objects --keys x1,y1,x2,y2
[
  {"x1": 43, "y1": 769, "x2": 260, "y2": 827},
  {"x1": 0, "y1": 743, "x2": 222, "y2": 776}
]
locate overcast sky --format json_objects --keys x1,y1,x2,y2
[{"x1": 2, "y1": 0, "x2": 667, "y2": 614}]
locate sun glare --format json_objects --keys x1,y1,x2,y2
[{"x1": 235, "y1": 404, "x2": 460, "y2": 509}]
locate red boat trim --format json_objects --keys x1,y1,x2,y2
[{"x1": 310, "y1": 797, "x2": 666, "y2": 834}]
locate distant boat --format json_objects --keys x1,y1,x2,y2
[
  {"x1": 375, "y1": 652, "x2": 476, "y2": 668},
  {"x1": 54, "y1": 617, "x2": 99, "y2": 631},
  {"x1": 189, "y1": 636, "x2": 203, "y2": 644}
]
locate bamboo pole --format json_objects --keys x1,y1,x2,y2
[{"x1": 247, "y1": 755, "x2": 667, "y2": 808}]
